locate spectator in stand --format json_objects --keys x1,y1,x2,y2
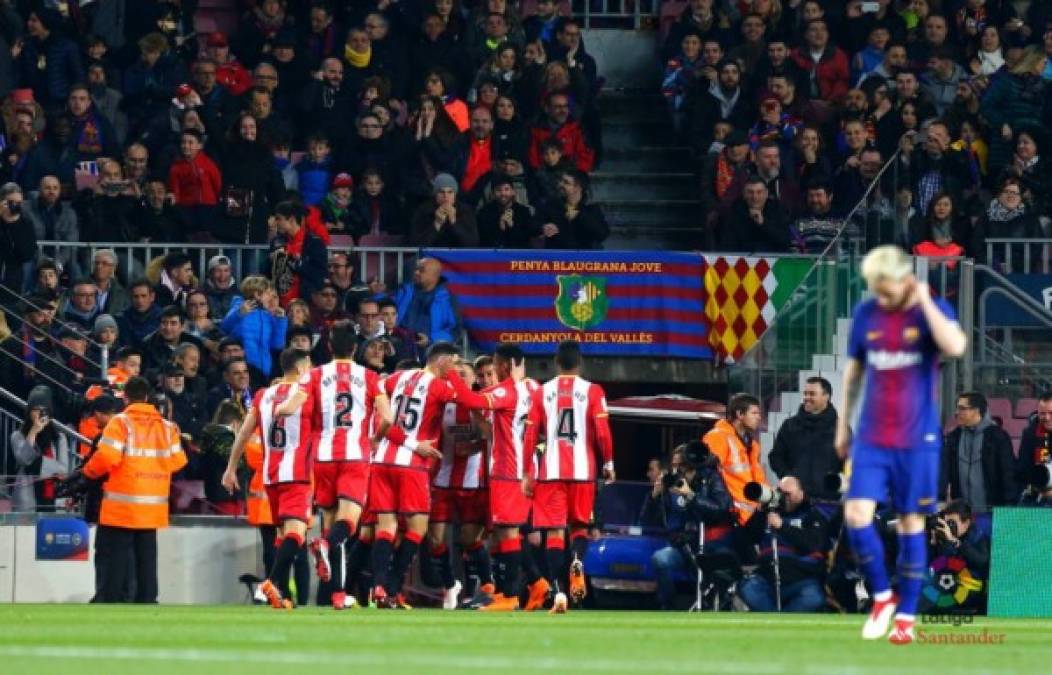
[
  {"x1": 74, "y1": 158, "x2": 140, "y2": 243},
  {"x1": 411, "y1": 13, "x2": 472, "y2": 102},
  {"x1": 528, "y1": 91, "x2": 595, "y2": 173},
  {"x1": 909, "y1": 13, "x2": 952, "y2": 65},
  {"x1": 207, "y1": 32, "x2": 252, "y2": 98},
  {"x1": 422, "y1": 67, "x2": 471, "y2": 133},
  {"x1": 364, "y1": 12, "x2": 410, "y2": 100},
  {"x1": 972, "y1": 176, "x2": 1042, "y2": 268},
  {"x1": 857, "y1": 41, "x2": 908, "y2": 89},
  {"x1": 662, "y1": 0, "x2": 731, "y2": 63},
  {"x1": 141, "y1": 305, "x2": 204, "y2": 379},
  {"x1": 748, "y1": 92, "x2": 803, "y2": 157},
  {"x1": 9, "y1": 387, "x2": 71, "y2": 513},
  {"x1": 160, "y1": 361, "x2": 205, "y2": 443},
  {"x1": 537, "y1": 168, "x2": 607, "y2": 249},
  {"x1": 173, "y1": 342, "x2": 208, "y2": 404},
  {"x1": 662, "y1": 31, "x2": 704, "y2": 134},
  {"x1": 699, "y1": 129, "x2": 751, "y2": 245},
  {"x1": 318, "y1": 173, "x2": 366, "y2": 242},
  {"x1": 153, "y1": 253, "x2": 195, "y2": 312},
  {"x1": 721, "y1": 175, "x2": 792, "y2": 253},
  {"x1": 117, "y1": 280, "x2": 161, "y2": 348},
  {"x1": 221, "y1": 275, "x2": 287, "y2": 379},
  {"x1": 852, "y1": 24, "x2": 891, "y2": 86},
  {"x1": 1000, "y1": 129, "x2": 1052, "y2": 219},
  {"x1": 378, "y1": 297, "x2": 419, "y2": 365},
  {"x1": 979, "y1": 45, "x2": 1048, "y2": 173},
  {"x1": 791, "y1": 125, "x2": 833, "y2": 187},
  {"x1": 684, "y1": 59, "x2": 753, "y2": 155},
  {"x1": 729, "y1": 13, "x2": 768, "y2": 76},
  {"x1": 309, "y1": 279, "x2": 349, "y2": 335},
  {"x1": 453, "y1": 105, "x2": 498, "y2": 194},
  {"x1": 326, "y1": 251, "x2": 367, "y2": 313},
  {"x1": 31, "y1": 258, "x2": 62, "y2": 299},
  {"x1": 302, "y1": 2, "x2": 343, "y2": 71},
  {"x1": 940, "y1": 392, "x2": 1016, "y2": 511},
  {"x1": 135, "y1": 177, "x2": 186, "y2": 243},
  {"x1": 791, "y1": 19, "x2": 850, "y2": 104},
  {"x1": 205, "y1": 357, "x2": 254, "y2": 420},
  {"x1": 403, "y1": 96, "x2": 460, "y2": 201},
  {"x1": 900, "y1": 120, "x2": 974, "y2": 215},
  {"x1": 395, "y1": 256, "x2": 460, "y2": 346},
  {"x1": 477, "y1": 174, "x2": 538, "y2": 248},
  {"x1": 551, "y1": 17, "x2": 598, "y2": 94},
  {"x1": 203, "y1": 255, "x2": 239, "y2": 322},
  {"x1": 794, "y1": 181, "x2": 843, "y2": 253},
  {"x1": 770, "y1": 377, "x2": 843, "y2": 501},
  {"x1": 920, "y1": 46, "x2": 967, "y2": 116},
  {"x1": 233, "y1": 0, "x2": 292, "y2": 69},
  {"x1": 62, "y1": 279, "x2": 100, "y2": 332},
  {"x1": 16, "y1": 8, "x2": 83, "y2": 110},
  {"x1": 216, "y1": 112, "x2": 285, "y2": 245},
  {"x1": 121, "y1": 32, "x2": 186, "y2": 139},
  {"x1": 410, "y1": 173, "x2": 479, "y2": 247},
  {"x1": 65, "y1": 84, "x2": 120, "y2": 166},
  {"x1": 0, "y1": 183, "x2": 38, "y2": 315},
  {"x1": 168, "y1": 128, "x2": 222, "y2": 237},
  {"x1": 269, "y1": 200, "x2": 328, "y2": 306},
  {"x1": 524, "y1": 0, "x2": 562, "y2": 45},
  {"x1": 723, "y1": 141, "x2": 803, "y2": 220},
  {"x1": 908, "y1": 191, "x2": 972, "y2": 259},
  {"x1": 338, "y1": 111, "x2": 405, "y2": 194},
  {"x1": 969, "y1": 25, "x2": 1005, "y2": 76},
  {"x1": 183, "y1": 289, "x2": 222, "y2": 362},
  {"x1": 23, "y1": 175, "x2": 79, "y2": 270},
  {"x1": 0, "y1": 295, "x2": 57, "y2": 398},
  {"x1": 298, "y1": 57, "x2": 355, "y2": 147}
]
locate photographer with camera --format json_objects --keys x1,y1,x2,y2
[
  {"x1": 642, "y1": 441, "x2": 733, "y2": 610},
  {"x1": 1016, "y1": 393, "x2": 1051, "y2": 505},
  {"x1": 704, "y1": 393, "x2": 770, "y2": 534},
  {"x1": 927, "y1": 499, "x2": 990, "y2": 612},
  {"x1": 739, "y1": 476, "x2": 830, "y2": 612}
]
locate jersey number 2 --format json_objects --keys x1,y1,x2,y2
[{"x1": 334, "y1": 392, "x2": 354, "y2": 428}]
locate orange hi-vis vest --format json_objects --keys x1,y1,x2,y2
[
  {"x1": 78, "y1": 416, "x2": 102, "y2": 458},
  {"x1": 83, "y1": 402, "x2": 188, "y2": 529},
  {"x1": 703, "y1": 419, "x2": 769, "y2": 525},
  {"x1": 85, "y1": 366, "x2": 132, "y2": 402},
  {"x1": 244, "y1": 431, "x2": 273, "y2": 526}
]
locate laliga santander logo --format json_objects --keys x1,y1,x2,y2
[{"x1": 924, "y1": 554, "x2": 983, "y2": 609}]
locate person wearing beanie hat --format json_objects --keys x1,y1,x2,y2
[
  {"x1": 409, "y1": 173, "x2": 479, "y2": 247},
  {"x1": 10, "y1": 383, "x2": 71, "y2": 512},
  {"x1": 320, "y1": 172, "x2": 367, "y2": 242},
  {"x1": 94, "y1": 314, "x2": 120, "y2": 346},
  {"x1": 477, "y1": 173, "x2": 539, "y2": 248}
]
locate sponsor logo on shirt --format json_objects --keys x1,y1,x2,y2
[{"x1": 867, "y1": 349, "x2": 923, "y2": 370}]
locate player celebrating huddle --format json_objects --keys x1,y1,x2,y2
[
  {"x1": 525, "y1": 340, "x2": 614, "y2": 613},
  {"x1": 837, "y1": 246, "x2": 966, "y2": 644},
  {"x1": 309, "y1": 322, "x2": 392, "y2": 610},
  {"x1": 223, "y1": 348, "x2": 315, "y2": 610},
  {"x1": 369, "y1": 342, "x2": 497, "y2": 608}
]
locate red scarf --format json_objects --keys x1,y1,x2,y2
[
  {"x1": 715, "y1": 150, "x2": 736, "y2": 199},
  {"x1": 462, "y1": 137, "x2": 492, "y2": 192}
]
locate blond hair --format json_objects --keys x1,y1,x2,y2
[
  {"x1": 239, "y1": 275, "x2": 271, "y2": 299},
  {"x1": 861, "y1": 245, "x2": 912, "y2": 285},
  {"x1": 1010, "y1": 45, "x2": 1046, "y2": 77}
]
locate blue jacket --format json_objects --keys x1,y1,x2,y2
[
  {"x1": 117, "y1": 304, "x2": 163, "y2": 348},
  {"x1": 394, "y1": 280, "x2": 460, "y2": 345},
  {"x1": 295, "y1": 158, "x2": 333, "y2": 206},
  {"x1": 220, "y1": 297, "x2": 288, "y2": 376}
]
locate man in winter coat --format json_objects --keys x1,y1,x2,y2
[
  {"x1": 769, "y1": 377, "x2": 844, "y2": 501},
  {"x1": 940, "y1": 392, "x2": 1017, "y2": 510}
]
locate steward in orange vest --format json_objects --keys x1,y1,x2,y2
[
  {"x1": 703, "y1": 394, "x2": 770, "y2": 527},
  {"x1": 83, "y1": 376, "x2": 186, "y2": 603}
]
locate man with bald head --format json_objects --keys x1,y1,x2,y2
[
  {"x1": 737, "y1": 475, "x2": 830, "y2": 612},
  {"x1": 298, "y1": 56, "x2": 354, "y2": 146},
  {"x1": 393, "y1": 257, "x2": 461, "y2": 346}
]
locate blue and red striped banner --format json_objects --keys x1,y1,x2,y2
[{"x1": 425, "y1": 249, "x2": 711, "y2": 358}]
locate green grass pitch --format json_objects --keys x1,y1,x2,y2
[{"x1": 1, "y1": 605, "x2": 1049, "y2": 674}]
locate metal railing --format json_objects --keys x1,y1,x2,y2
[
  {"x1": 984, "y1": 239, "x2": 1052, "y2": 275},
  {"x1": 37, "y1": 241, "x2": 420, "y2": 290},
  {"x1": 572, "y1": 0, "x2": 659, "y2": 29}
]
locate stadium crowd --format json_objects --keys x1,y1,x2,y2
[
  {"x1": 0, "y1": 0, "x2": 1048, "y2": 613},
  {"x1": 663, "y1": 0, "x2": 1052, "y2": 257}
]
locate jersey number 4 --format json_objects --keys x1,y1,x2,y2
[
  {"x1": 393, "y1": 394, "x2": 423, "y2": 432},
  {"x1": 334, "y1": 392, "x2": 354, "y2": 428}
]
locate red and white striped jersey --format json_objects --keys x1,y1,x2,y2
[
  {"x1": 432, "y1": 403, "x2": 486, "y2": 489},
  {"x1": 485, "y1": 377, "x2": 540, "y2": 481},
  {"x1": 310, "y1": 360, "x2": 381, "y2": 463},
  {"x1": 527, "y1": 375, "x2": 613, "y2": 482},
  {"x1": 373, "y1": 369, "x2": 456, "y2": 469},
  {"x1": 254, "y1": 381, "x2": 315, "y2": 485}
]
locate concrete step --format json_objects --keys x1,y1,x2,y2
[
  {"x1": 591, "y1": 171, "x2": 696, "y2": 200},
  {"x1": 602, "y1": 120, "x2": 680, "y2": 149},
  {"x1": 598, "y1": 93, "x2": 670, "y2": 124},
  {"x1": 602, "y1": 146, "x2": 693, "y2": 172},
  {"x1": 602, "y1": 198, "x2": 699, "y2": 229}
]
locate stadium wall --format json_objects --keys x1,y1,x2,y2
[{"x1": 0, "y1": 521, "x2": 259, "y2": 604}]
